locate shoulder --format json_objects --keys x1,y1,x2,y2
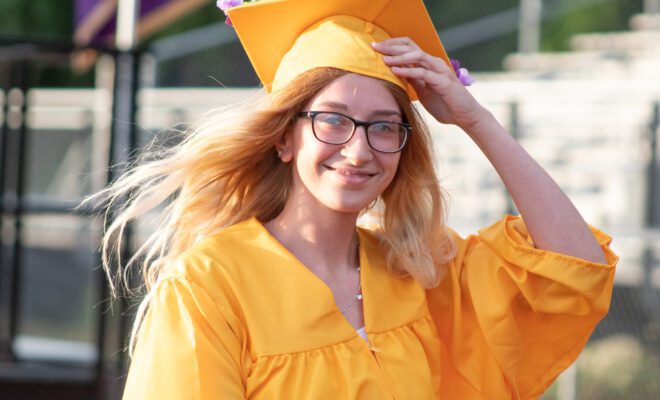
[
  {"x1": 356, "y1": 225, "x2": 383, "y2": 250},
  {"x1": 179, "y1": 218, "x2": 263, "y2": 262},
  {"x1": 164, "y1": 218, "x2": 272, "y2": 298},
  {"x1": 356, "y1": 225, "x2": 392, "y2": 273}
]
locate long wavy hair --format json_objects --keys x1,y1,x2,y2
[{"x1": 87, "y1": 67, "x2": 454, "y2": 349}]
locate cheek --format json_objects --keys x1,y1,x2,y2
[
  {"x1": 291, "y1": 139, "x2": 331, "y2": 185},
  {"x1": 293, "y1": 132, "x2": 335, "y2": 166},
  {"x1": 382, "y1": 155, "x2": 401, "y2": 183}
]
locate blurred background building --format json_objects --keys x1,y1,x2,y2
[{"x1": 0, "y1": 0, "x2": 659, "y2": 399}]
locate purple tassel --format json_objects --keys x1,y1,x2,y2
[{"x1": 450, "y1": 59, "x2": 474, "y2": 86}]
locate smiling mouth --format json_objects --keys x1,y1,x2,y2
[{"x1": 325, "y1": 165, "x2": 377, "y2": 177}]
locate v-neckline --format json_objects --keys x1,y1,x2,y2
[{"x1": 251, "y1": 217, "x2": 369, "y2": 337}]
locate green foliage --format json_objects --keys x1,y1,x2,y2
[
  {"x1": 426, "y1": 0, "x2": 520, "y2": 70},
  {"x1": 0, "y1": 0, "x2": 73, "y2": 38},
  {"x1": 427, "y1": 0, "x2": 518, "y2": 29},
  {"x1": 0, "y1": 0, "x2": 647, "y2": 84},
  {"x1": 541, "y1": 0, "x2": 644, "y2": 51},
  {"x1": 0, "y1": 0, "x2": 645, "y2": 49},
  {"x1": 426, "y1": 0, "x2": 645, "y2": 70}
]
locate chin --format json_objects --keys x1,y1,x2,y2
[{"x1": 319, "y1": 195, "x2": 377, "y2": 214}]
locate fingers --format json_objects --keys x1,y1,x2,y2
[
  {"x1": 372, "y1": 38, "x2": 452, "y2": 76},
  {"x1": 372, "y1": 43, "x2": 414, "y2": 57},
  {"x1": 382, "y1": 49, "x2": 426, "y2": 64},
  {"x1": 373, "y1": 37, "x2": 420, "y2": 48},
  {"x1": 373, "y1": 37, "x2": 460, "y2": 93},
  {"x1": 384, "y1": 52, "x2": 448, "y2": 74},
  {"x1": 409, "y1": 78, "x2": 426, "y2": 93},
  {"x1": 371, "y1": 37, "x2": 419, "y2": 59},
  {"x1": 390, "y1": 66, "x2": 453, "y2": 91}
]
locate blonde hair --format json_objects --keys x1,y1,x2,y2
[{"x1": 88, "y1": 67, "x2": 453, "y2": 348}]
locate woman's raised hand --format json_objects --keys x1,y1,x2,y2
[
  {"x1": 374, "y1": 38, "x2": 607, "y2": 265},
  {"x1": 372, "y1": 38, "x2": 487, "y2": 132}
]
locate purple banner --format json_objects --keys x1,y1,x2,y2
[{"x1": 74, "y1": 0, "x2": 170, "y2": 45}]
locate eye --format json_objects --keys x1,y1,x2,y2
[
  {"x1": 316, "y1": 113, "x2": 350, "y2": 128},
  {"x1": 370, "y1": 122, "x2": 398, "y2": 134}
]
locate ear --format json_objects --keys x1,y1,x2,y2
[{"x1": 275, "y1": 131, "x2": 293, "y2": 163}]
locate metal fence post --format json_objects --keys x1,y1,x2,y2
[
  {"x1": 557, "y1": 362, "x2": 577, "y2": 400},
  {"x1": 5, "y1": 59, "x2": 29, "y2": 363},
  {"x1": 0, "y1": 68, "x2": 8, "y2": 360},
  {"x1": 641, "y1": 101, "x2": 660, "y2": 351},
  {"x1": 95, "y1": 2, "x2": 142, "y2": 398},
  {"x1": 647, "y1": 102, "x2": 659, "y2": 228},
  {"x1": 518, "y1": 0, "x2": 543, "y2": 53},
  {"x1": 507, "y1": 101, "x2": 520, "y2": 215},
  {"x1": 645, "y1": 0, "x2": 660, "y2": 14}
]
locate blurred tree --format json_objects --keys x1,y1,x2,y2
[
  {"x1": 427, "y1": 0, "x2": 519, "y2": 70},
  {"x1": 542, "y1": 0, "x2": 644, "y2": 51},
  {"x1": 0, "y1": 0, "x2": 82, "y2": 87},
  {"x1": 427, "y1": 0, "x2": 645, "y2": 70},
  {"x1": 0, "y1": 0, "x2": 73, "y2": 38},
  {"x1": 0, "y1": 0, "x2": 647, "y2": 86}
]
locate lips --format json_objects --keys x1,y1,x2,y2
[
  {"x1": 324, "y1": 165, "x2": 377, "y2": 185},
  {"x1": 325, "y1": 165, "x2": 376, "y2": 177}
]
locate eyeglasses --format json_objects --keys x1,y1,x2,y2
[{"x1": 297, "y1": 111, "x2": 411, "y2": 153}]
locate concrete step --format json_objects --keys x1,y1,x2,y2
[
  {"x1": 468, "y1": 75, "x2": 660, "y2": 104},
  {"x1": 570, "y1": 30, "x2": 660, "y2": 52},
  {"x1": 630, "y1": 13, "x2": 660, "y2": 31},
  {"x1": 503, "y1": 50, "x2": 633, "y2": 77},
  {"x1": 502, "y1": 50, "x2": 660, "y2": 83}
]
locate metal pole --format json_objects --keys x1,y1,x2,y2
[
  {"x1": 94, "y1": 1, "x2": 141, "y2": 398},
  {"x1": 518, "y1": 0, "x2": 543, "y2": 53},
  {"x1": 0, "y1": 64, "x2": 12, "y2": 361},
  {"x1": 7, "y1": 60, "x2": 29, "y2": 361},
  {"x1": 645, "y1": 102, "x2": 660, "y2": 292},
  {"x1": 645, "y1": 0, "x2": 660, "y2": 14},
  {"x1": 111, "y1": 0, "x2": 140, "y2": 165},
  {"x1": 556, "y1": 363, "x2": 577, "y2": 400},
  {"x1": 507, "y1": 102, "x2": 520, "y2": 215},
  {"x1": 116, "y1": 0, "x2": 140, "y2": 51},
  {"x1": 647, "y1": 102, "x2": 659, "y2": 228},
  {"x1": 640, "y1": 101, "x2": 660, "y2": 373}
]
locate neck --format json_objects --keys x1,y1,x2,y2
[{"x1": 266, "y1": 196, "x2": 360, "y2": 276}]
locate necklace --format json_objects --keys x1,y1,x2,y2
[
  {"x1": 339, "y1": 241, "x2": 363, "y2": 315},
  {"x1": 339, "y1": 266, "x2": 362, "y2": 314}
]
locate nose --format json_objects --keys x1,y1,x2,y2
[{"x1": 340, "y1": 126, "x2": 373, "y2": 164}]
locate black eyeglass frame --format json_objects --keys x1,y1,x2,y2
[{"x1": 297, "y1": 111, "x2": 412, "y2": 153}]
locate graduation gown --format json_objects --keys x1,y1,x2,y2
[{"x1": 123, "y1": 215, "x2": 617, "y2": 399}]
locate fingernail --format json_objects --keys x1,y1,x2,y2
[
  {"x1": 371, "y1": 42, "x2": 380, "y2": 47},
  {"x1": 383, "y1": 56, "x2": 392, "y2": 62}
]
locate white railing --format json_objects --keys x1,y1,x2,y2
[{"x1": 10, "y1": 85, "x2": 660, "y2": 290}]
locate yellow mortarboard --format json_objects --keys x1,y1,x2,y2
[{"x1": 227, "y1": 0, "x2": 451, "y2": 100}]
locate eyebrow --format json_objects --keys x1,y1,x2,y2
[{"x1": 317, "y1": 101, "x2": 402, "y2": 118}]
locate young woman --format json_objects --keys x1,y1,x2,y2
[{"x1": 97, "y1": 1, "x2": 618, "y2": 398}]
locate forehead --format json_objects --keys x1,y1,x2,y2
[{"x1": 305, "y1": 73, "x2": 400, "y2": 116}]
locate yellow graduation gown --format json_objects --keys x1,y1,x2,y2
[{"x1": 123, "y1": 215, "x2": 617, "y2": 399}]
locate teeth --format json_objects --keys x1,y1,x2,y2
[
  {"x1": 325, "y1": 166, "x2": 374, "y2": 177},
  {"x1": 340, "y1": 170, "x2": 364, "y2": 176}
]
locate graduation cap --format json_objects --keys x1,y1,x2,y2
[{"x1": 226, "y1": 0, "x2": 451, "y2": 100}]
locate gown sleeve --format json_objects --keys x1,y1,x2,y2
[
  {"x1": 427, "y1": 215, "x2": 618, "y2": 399},
  {"x1": 122, "y1": 276, "x2": 247, "y2": 399}
]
